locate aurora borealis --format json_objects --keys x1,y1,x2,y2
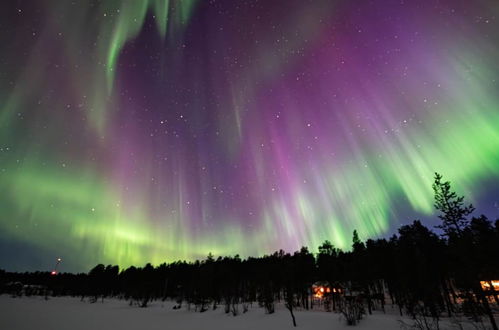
[{"x1": 1, "y1": 0, "x2": 498, "y2": 272}]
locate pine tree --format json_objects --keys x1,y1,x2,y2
[{"x1": 432, "y1": 173, "x2": 474, "y2": 237}]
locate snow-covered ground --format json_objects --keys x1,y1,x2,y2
[
  {"x1": 0, "y1": 295, "x2": 494, "y2": 330},
  {"x1": 0, "y1": 295, "x2": 400, "y2": 330}
]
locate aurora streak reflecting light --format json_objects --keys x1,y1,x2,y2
[{"x1": 1, "y1": 0, "x2": 498, "y2": 271}]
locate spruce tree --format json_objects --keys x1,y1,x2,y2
[{"x1": 432, "y1": 173, "x2": 474, "y2": 237}]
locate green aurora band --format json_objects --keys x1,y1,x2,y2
[{"x1": 0, "y1": 0, "x2": 498, "y2": 271}]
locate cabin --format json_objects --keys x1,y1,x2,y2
[
  {"x1": 480, "y1": 280, "x2": 499, "y2": 291},
  {"x1": 312, "y1": 281, "x2": 343, "y2": 298},
  {"x1": 311, "y1": 281, "x2": 345, "y2": 312}
]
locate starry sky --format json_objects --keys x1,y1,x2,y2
[{"x1": 1, "y1": 0, "x2": 498, "y2": 272}]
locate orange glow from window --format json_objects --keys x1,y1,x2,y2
[
  {"x1": 480, "y1": 280, "x2": 499, "y2": 291},
  {"x1": 313, "y1": 285, "x2": 339, "y2": 298}
]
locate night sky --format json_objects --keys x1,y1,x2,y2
[{"x1": 1, "y1": 0, "x2": 498, "y2": 272}]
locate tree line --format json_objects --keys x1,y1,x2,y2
[{"x1": 1, "y1": 173, "x2": 498, "y2": 329}]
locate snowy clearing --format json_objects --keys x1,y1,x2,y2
[
  {"x1": 0, "y1": 295, "x2": 494, "y2": 330},
  {"x1": 0, "y1": 295, "x2": 402, "y2": 330}
]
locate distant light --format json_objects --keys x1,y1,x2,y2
[
  {"x1": 481, "y1": 280, "x2": 499, "y2": 291},
  {"x1": 51, "y1": 271, "x2": 57, "y2": 275}
]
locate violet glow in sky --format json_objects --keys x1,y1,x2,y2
[{"x1": 1, "y1": 0, "x2": 498, "y2": 272}]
